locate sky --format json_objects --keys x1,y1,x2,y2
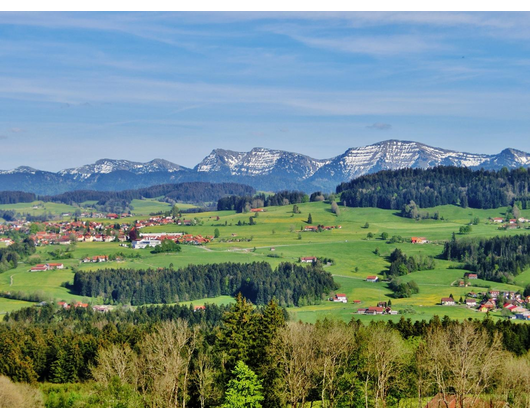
[{"x1": 1, "y1": 11, "x2": 530, "y2": 171}]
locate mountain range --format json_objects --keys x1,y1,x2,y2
[{"x1": 2, "y1": 140, "x2": 530, "y2": 195}]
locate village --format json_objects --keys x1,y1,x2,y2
[
  {"x1": 0, "y1": 213, "x2": 213, "y2": 272},
  {"x1": 441, "y1": 282, "x2": 530, "y2": 320}
]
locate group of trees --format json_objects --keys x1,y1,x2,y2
[
  {"x1": 388, "y1": 279, "x2": 420, "y2": 298},
  {"x1": 217, "y1": 190, "x2": 309, "y2": 213},
  {"x1": 442, "y1": 233, "x2": 530, "y2": 283},
  {"x1": 3, "y1": 300, "x2": 530, "y2": 407},
  {"x1": 337, "y1": 166, "x2": 530, "y2": 210},
  {"x1": 0, "y1": 237, "x2": 35, "y2": 273},
  {"x1": 71, "y1": 262, "x2": 338, "y2": 307},
  {"x1": 150, "y1": 239, "x2": 182, "y2": 254},
  {"x1": 401, "y1": 200, "x2": 440, "y2": 220},
  {"x1": 387, "y1": 248, "x2": 435, "y2": 278}
]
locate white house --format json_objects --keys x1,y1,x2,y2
[
  {"x1": 465, "y1": 298, "x2": 477, "y2": 307},
  {"x1": 333, "y1": 293, "x2": 348, "y2": 303},
  {"x1": 441, "y1": 297, "x2": 455, "y2": 305}
]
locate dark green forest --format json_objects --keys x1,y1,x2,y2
[
  {"x1": 337, "y1": 166, "x2": 530, "y2": 210},
  {"x1": 442, "y1": 233, "x2": 530, "y2": 283},
  {"x1": 71, "y1": 262, "x2": 338, "y2": 306},
  {"x1": 217, "y1": 190, "x2": 308, "y2": 212}
]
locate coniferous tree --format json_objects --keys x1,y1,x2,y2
[{"x1": 222, "y1": 361, "x2": 264, "y2": 408}]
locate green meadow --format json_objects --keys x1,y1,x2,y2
[{"x1": 1, "y1": 200, "x2": 530, "y2": 322}]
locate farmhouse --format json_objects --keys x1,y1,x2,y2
[
  {"x1": 300, "y1": 257, "x2": 317, "y2": 263},
  {"x1": 411, "y1": 237, "x2": 428, "y2": 244},
  {"x1": 365, "y1": 307, "x2": 385, "y2": 315},
  {"x1": 47, "y1": 263, "x2": 64, "y2": 270},
  {"x1": 304, "y1": 226, "x2": 318, "y2": 232},
  {"x1": 492, "y1": 217, "x2": 504, "y2": 223},
  {"x1": 333, "y1": 293, "x2": 347, "y2": 303},
  {"x1": 465, "y1": 273, "x2": 478, "y2": 280},
  {"x1": 441, "y1": 297, "x2": 455, "y2": 305},
  {"x1": 465, "y1": 298, "x2": 477, "y2": 307},
  {"x1": 366, "y1": 276, "x2": 379, "y2": 282},
  {"x1": 250, "y1": 208, "x2": 264, "y2": 212},
  {"x1": 30, "y1": 264, "x2": 49, "y2": 272},
  {"x1": 504, "y1": 303, "x2": 527, "y2": 313}
]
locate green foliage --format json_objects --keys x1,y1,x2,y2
[
  {"x1": 459, "y1": 225, "x2": 473, "y2": 234},
  {"x1": 222, "y1": 361, "x2": 264, "y2": 408},
  {"x1": 150, "y1": 239, "x2": 182, "y2": 254},
  {"x1": 72, "y1": 262, "x2": 337, "y2": 306},
  {"x1": 388, "y1": 279, "x2": 420, "y2": 298},
  {"x1": 388, "y1": 248, "x2": 435, "y2": 278}
]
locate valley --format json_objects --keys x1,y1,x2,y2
[{"x1": 1, "y1": 199, "x2": 528, "y2": 323}]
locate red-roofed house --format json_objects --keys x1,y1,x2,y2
[
  {"x1": 333, "y1": 293, "x2": 347, "y2": 303},
  {"x1": 441, "y1": 297, "x2": 455, "y2": 305},
  {"x1": 411, "y1": 237, "x2": 428, "y2": 244},
  {"x1": 300, "y1": 257, "x2": 317, "y2": 263},
  {"x1": 366, "y1": 276, "x2": 379, "y2": 282},
  {"x1": 47, "y1": 263, "x2": 64, "y2": 270},
  {"x1": 365, "y1": 307, "x2": 385, "y2": 315}
]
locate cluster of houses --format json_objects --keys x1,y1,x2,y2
[
  {"x1": 303, "y1": 225, "x2": 342, "y2": 232},
  {"x1": 0, "y1": 237, "x2": 14, "y2": 246},
  {"x1": 329, "y1": 294, "x2": 398, "y2": 315},
  {"x1": 491, "y1": 217, "x2": 530, "y2": 230},
  {"x1": 441, "y1": 289, "x2": 530, "y2": 318},
  {"x1": 27, "y1": 219, "x2": 131, "y2": 246},
  {"x1": 356, "y1": 301, "x2": 398, "y2": 315},
  {"x1": 81, "y1": 255, "x2": 108, "y2": 263},
  {"x1": 54, "y1": 301, "x2": 112, "y2": 312},
  {"x1": 131, "y1": 232, "x2": 212, "y2": 248}
]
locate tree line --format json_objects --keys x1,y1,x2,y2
[
  {"x1": 0, "y1": 182, "x2": 255, "y2": 207},
  {"x1": 337, "y1": 166, "x2": 530, "y2": 210},
  {"x1": 442, "y1": 233, "x2": 530, "y2": 283},
  {"x1": 71, "y1": 262, "x2": 338, "y2": 307},
  {"x1": 217, "y1": 190, "x2": 308, "y2": 213},
  {"x1": 3, "y1": 298, "x2": 530, "y2": 407}
]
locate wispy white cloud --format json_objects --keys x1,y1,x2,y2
[{"x1": 366, "y1": 123, "x2": 392, "y2": 130}]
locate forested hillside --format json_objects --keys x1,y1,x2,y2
[{"x1": 337, "y1": 166, "x2": 530, "y2": 210}]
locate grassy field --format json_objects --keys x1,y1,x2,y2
[
  {"x1": 0, "y1": 201, "x2": 85, "y2": 218},
  {"x1": 1, "y1": 200, "x2": 530, "y2": 322}
]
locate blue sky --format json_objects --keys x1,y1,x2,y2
[{"x1": 1, "y1": 11, "x2": 530, "y2": 171}]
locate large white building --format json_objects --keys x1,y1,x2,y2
[{"x1": 132, "y1": 239, "x2": 162, "y2": 249}]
